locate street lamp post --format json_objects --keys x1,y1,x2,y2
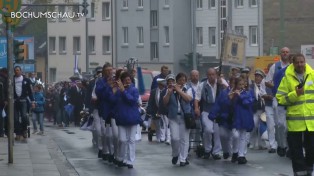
[{"x1": 82, "y1": 0, "x2": 89, "y2": 73}]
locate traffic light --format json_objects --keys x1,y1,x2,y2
[
  {"x1": 82, "y1": 0, "x2": 89, "y2": 15},
  {"x1": 13, "y1": 40, "x2": 24, "y2": 62}
]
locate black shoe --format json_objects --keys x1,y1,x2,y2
[
  {"x1": 172, "y1": 156, "x2": 178, "y2": 165},
  {"x1": 108, "y1": 154, "x2": 114, "y2": 163},
  {"x1": 212, "y1": 154, "x2": 221, "y2": 160},
  {"x1": 231, "y1": 153, "x2": 238, "y2": 163},
  {"x1": 223, "y1": 153, "x2": 230, "y2": 159},
  {"x1": 102, "y1": 154, "x2": 109, "y2": 161},
  {"x1": 98, "y1": 150, "x2": 102, "y2": 158},
  {"x1": 238, "y1": 157, "x2": 247, "y2": 164},
  {"x1": 203, "y1": 152, "x2": 210, "y2": 159},
  {"x1": 268, "y1": 148, "x2": 276, "y2": 153},
  {"x1": 118, "y1": 161, "x2": 127, "y2": 167},
  {"x1": 127, "y1": 164, "x2": 133, "y2": 169},
  {"x1": 179, "y1": 162, "x2": 186, "y2": 167},
  {"x1": 277, "y1": 147, "x2": 286, "y2": 157}
]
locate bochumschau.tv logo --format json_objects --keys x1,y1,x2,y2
[{"x1": 10, "y1": 11, "x2": 85, "y2": 19}]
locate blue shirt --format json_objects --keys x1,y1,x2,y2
[{"x1": 273, "y1": 66, "x2": 288, "y2": 95}]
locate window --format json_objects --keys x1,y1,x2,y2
[
  {"x1": 165, "y1": 0, "x2": 170, "y2": 7},
  {"x1": 59, "y1": 36, "x2": 66, "y2": 54},
  {"x1": 58, "y1": 6, "x2": 66, "y2": 21},
  {"x1": 123, "y1": 0, "x2": 128, "y2": 8},
  {"x1": 138, "y1": 0, "x2": 143, "y2": 8},
  {"x1": 122, "y1": 27, "x2": 128, "y2": 44},
  {"x1": 91, "y1": 2, "x2": 95, "y2": 18},
  {"x1": 164, "y1": 26, "x2": 169, "y2": 44},
  {"x1": 137, "y1": 27, "x2": 144, "y2": 44},
  {"x1": 208, "y1": 27, "x2": 216, "y2": 46},
  {"x1": 249, "y1": 0, "x2": 257, "y2": 7},
  {"x1": 151, "y1": 11, "x2": 158, "y2": 28},
  {"x1": 220, "y1": 0, "x2": 227, "y2": 40},
  {"x1": 73, "y1": 36, "x2": 81, "y2": 54},
  {"x1": 151, "y1": 42, "x2": 159, "y2": 60},
  {"x1": 49, "y1": 37, "x2": 56, "y2": 54},
  {"x1": 209, "y1": 0, "x2": 216, "y2": 9},
  {"x1": 249, "y1": 26, "x2": 258, "y2": 46},
  {"x1": 196, "y1": 27, "x2": 203, "y2": 45},
  {"x1": 72, "y1": 5, "x2": 80, "y2": 18},
  {"x1": 88, "y1": 36, "x2": 95, "y2": 54},
  {"x1": 102, "y1": 2, "x2": 110, "y2": 20},
  {"x1": 235, "y1": 0, "x2": 244, "y2": 8},
  {"x1": 103, "y1": 36, "x2": 111, "y2": 54},
  {"x1": 235, "y1": 26, "x2": 244, "y2": 35},
  {"x1": 196, "y1": 0, "x2": 203, "y2": 9},
  {"x1": 49, "y1": 68, "x2": 56, "y2": 83}
]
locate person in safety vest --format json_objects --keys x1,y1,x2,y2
[{"x1": 276, "y1": 53, "x2": 314, "y2": 176}]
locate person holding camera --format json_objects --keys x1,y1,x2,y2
[
  {"x1": 163, "y1": 73, "x2": 193, "y2": 167},
  {"x1": 276, "y1": 54, "x2": 314, "y2": 176}
]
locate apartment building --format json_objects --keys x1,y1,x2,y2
[
  {"x1": 195, "y1": 0, "x2": 262, "y2": 73},
  {"x1": 114, "y1": 0, "x2": 192, "y2": 73},
  {"x1": 47, "y1": 0, "x2": 112, "y2": 82}
]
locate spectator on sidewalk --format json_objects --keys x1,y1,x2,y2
[
  {"x1": 31, "y1": 84, "x2": 45, "y2": 135},
  {"x1": 14, "y1": 66, "x2": 34, "y2": 141},
  {"x1": 0, "y1": 68, "x2": 8, "y2": 137}
]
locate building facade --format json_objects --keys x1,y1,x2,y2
[
  {"x1": 47, "y1": 0, "x2": 112, "y2": 82},
  {"x1": 114, "y1": 0, "x2": 192, "y2": 73},
  {"x1": 195, "y1": 0, "x2": 263, "y2": 74}
]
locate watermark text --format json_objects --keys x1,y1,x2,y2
[{"x1": 10, "y1": 12, "x2": 85, "y2": 19}]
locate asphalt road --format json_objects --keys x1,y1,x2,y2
[{"x1": 47, "y1": 126, "x2": 296, "y2": 176}]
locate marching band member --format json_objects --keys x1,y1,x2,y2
[
  {"x1": 163, "y1": 73, "x2": 193, "y2": 167},
  {"x1": 115, "y1": 72, "x2": 143, "y2": 169},
  {"x1": 229, "y1": 77, "x2": 255, "y2": 164}
]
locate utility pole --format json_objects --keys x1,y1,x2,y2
[
  {"x1": 3, "y1": 9, "x2": 15, "y2": 164},
  {"x1": 279, "y1": 0, "x2": 285, "y2": 48},
  {"x1": 82, "y1": 0, "x2": 89, "y2": 73},
  {"x1": 191, "y1": 0, "x2": 197, "y2": 70}
]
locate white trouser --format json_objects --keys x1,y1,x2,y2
[
  {"x1": 249, "y1": 110, "x2": 263, "y2": 148},
  {"x1": 135, "y1": 125, "x2": 142, "y2": 141},
  {"x1": 201, "y1": 112, "x2": 222, "y2": 154},
  {"x1": 160, "y1": 115, "x2": 171, "y2": 142},
  {"x1": 265, "y1": 106, "x2": 277, "y2": 149},
  {"x1": 103, "y1": 124, "x2": 114, "y2": 155},
  {"x1": 219, "y1": 126, "x2": 239, "y2": 154},
  {"x1": 169, "y1": 116, "x2": 190, "y2": 163},
  {"x1": 233, "y1": 129, "x2": 248, "y2": 157},
  {"x1": 275, "y1": 104, "x2": 287, "y2": 148},
  {"x1": 117, "y1": 125, "x2": 137, "y2": 165},
  {"x1": 111, "y1": 118, "x2": 119, "y2": 158},
  {"x1": 92, "y1": 109, "x2": 105, "y2": 150}
]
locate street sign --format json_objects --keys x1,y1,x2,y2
[{"x1": 0, "y1": 0, "x2": 21, "y2": 14}]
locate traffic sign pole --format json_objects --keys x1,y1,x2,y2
[{"x1": 5, "y1": 15, "x2": 14, "y2": 164}]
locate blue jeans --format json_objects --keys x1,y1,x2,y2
[
  {"x1": 32, "y1": 112, "x2": 44, "y2": 132},
  {"x1": 14, "y1": 100, "x2": 28, "y2": 135}
]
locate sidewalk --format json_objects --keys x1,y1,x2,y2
[{"x1": 0, "y1": 125, "x2": 79, "y2": 176}]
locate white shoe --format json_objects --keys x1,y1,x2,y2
[
  {"x1": 37, "y1": 131, "x2": 44, "y2": 135},
  {"x1": 32, "y1": 130, "x2": 38, "y2": 134}
]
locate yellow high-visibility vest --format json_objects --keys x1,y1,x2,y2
[{"x1": 276, "y1": 64, "x2": 314, "y2": 132}]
